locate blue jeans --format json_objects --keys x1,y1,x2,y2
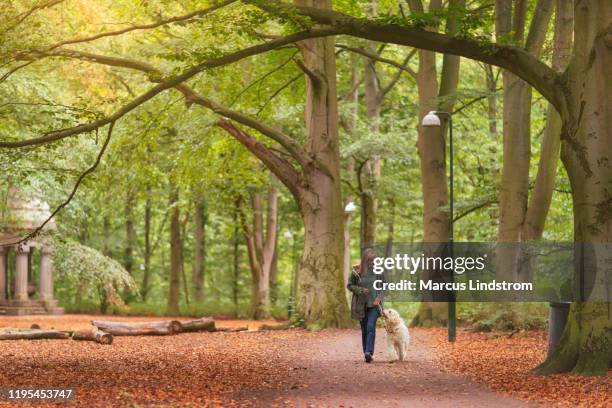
[{"x1": 360, "y1": 306, "x2": 379, "y2": 354}]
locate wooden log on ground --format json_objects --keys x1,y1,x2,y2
[
  {"x1": 72, "y1": 328, "x2": 113, "y2": 345},
  {"x1": 91, "y1": 320, "x2": 182, "y2": 336},
  {"x1": 0, "y1": 328, "x2": 70, "y2": 340},
  {"x1": 259, "y1": 323, "x2": 291, "y2": 331},
  {"x1": 180, "y1": 317, "x2": 216, "y2": 333},
  {"x1": 215, "y1": 326, "x2": 248, "y2": 332}
]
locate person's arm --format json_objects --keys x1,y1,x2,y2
[
  {"x1": 347, "y1": 265, "x2": 367, "y2": 295},
  {"x1": 373, "y1": 270, "x2": 385, "y2": 305}
]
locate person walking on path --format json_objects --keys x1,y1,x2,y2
[{"x1": 347, "y1": 248, "x2": 383, "y2": 363}]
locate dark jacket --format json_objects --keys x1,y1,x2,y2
[
  {"x1": 347, "y1": 265, "x2": 368, "y2": 320},
  {"x1": 347, "y1": 265, "x2": 386, "y2": 320}
]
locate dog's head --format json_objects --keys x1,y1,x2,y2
[{"x1": 382, "y1": 308, "x2": 403, "y2": 329}]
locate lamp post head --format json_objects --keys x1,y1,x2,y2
[
  {"x1": 422, "y1": 111, "x2": 441, "y2": 127},
  {"x1": 344, "y1": 201, "x2": 357, "y2": 213}
]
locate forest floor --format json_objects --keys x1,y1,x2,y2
[{"x1": 0, "y1": 315, "x2": 609, "y2": 407}]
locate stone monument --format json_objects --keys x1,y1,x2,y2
[{"x1": 0, "y1": 186, "x2": 63, "y2": 315}]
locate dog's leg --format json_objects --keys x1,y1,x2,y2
[
  {"x1": 398, "y1": 345, "x2": 405, "y2": 361},
  {"x1": 386, "y1": 336, "x2": 397, "y2": 362},
  {"x1": 395, "y1": 342, "x2": 404, "y2": 362}
]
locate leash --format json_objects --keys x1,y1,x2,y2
[
  {"x1": 377, "y1": 303, "x2": 385, "y2": 318},
  {"x1": 378, "y1": 303, "x2": 394, "y2": 333}
]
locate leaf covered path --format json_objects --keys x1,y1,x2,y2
[{"x1": 0, "y1": 315, "x2": 536, "y2": 407}]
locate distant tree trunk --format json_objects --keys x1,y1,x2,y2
[
  {"x1": 521, "y1": 0, "x2": 571, "y2": 241},
  {"x1": 496, "y1": 0, "x2": 554, "y2": 280},
  {"x1": 167, "y1": 184, "x2": 181, "y2": 316},
  {"x1": 343, "y1": 54, "x2": 359, "y2": 285},
  {"x1": 359, "y1": 20, "x2": 381, "y2": 249},
  {"x1": 242, "y1": 185, "x2": 278, "y2": 319},
  {"x1": 484, "y1": 64, "x2": 498, "y2": 136},
  {"x1": 123, "y1": 188, "x2": 135, "y2": 300},
  {"x1": 269, "y1": 228, "x2": 278, "y2": 305},
  {"x1": 232, "y1": 203, "x2": 241, "y2": 308},
  {"x1": 384, "y1": 198, "x2": 395, "y2": 258},
  {"x1": 192, "y1": 197, "x2": 206, "y2": 302},
  {"x1": 75, "y1": 214, "x2": 89, "y2": 304},
  {"x1": 102, "y1": 213, "x2": 111, "y2": 256},
  {"x1": 141, "y1": 184, "x2": 152, "y2": 301}
]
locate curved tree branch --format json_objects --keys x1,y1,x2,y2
[
  {"x1": 1, "y1": 27, "x2": 341, "y2": 148},
  {"x1": 6, "y1": 121, "x2": 116, "y2": 245},
  {"x1": 38, "y1": 49, "x2": 313, "y2": 170},
  {"x1": 217, "y1": 119, "x2": 301, "y2": 199},
  {"x1": 40, "y1": 0, "x2": 237, "y2": 52},
  {"x1": 251, "y1": 1, "x2": 565, "y2": 114},
  {"x1": 336, "y1": 44, "x2": 417, "y2": 79}
]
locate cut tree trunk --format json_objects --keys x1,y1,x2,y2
[
  {"x1": 72, "y1": 328, "x2": 113, "y2": 345},
  {"x1": 215, "y1": 326, "x2": 248, "y2": 332},
  {"x1": 92, "y1": 320, "x2": 183, "y2": 336},
  {"x1": 0, "y1": 329, "x2": 70, "y2": 340},
  {"x1": 180, "y1": 317, "x2": 216, "y2": 333}
]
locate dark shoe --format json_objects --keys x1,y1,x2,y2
[{"x1": 364, "y1": 352, "x2": 373, "y2": 363}]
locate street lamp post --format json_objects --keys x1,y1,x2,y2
[{"x1": 422, "y1": 110, "x2": 456, "y2": 342}]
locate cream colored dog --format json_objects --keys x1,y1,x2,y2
[{"x1": 382, "y1": 308, "x2": 410, "y2": 362}]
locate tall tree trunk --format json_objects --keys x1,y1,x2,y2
[
  {"x1": 192, "y1": 197, "x2": 206, "y2": 302},
  {"x1": 141, "y1": 184, "x2": 152, "y2": 301},
  {"x1": 496, "y1": 0, "x2": 554, "y2": 281},
  {"x1": 359, "y1": 1, "x2": 382, "y2": 249},
  {"x1": 537, "y1": 0, "x2": 611, "y2": 376},
  {"x1": 343, "y1": 54, "x2": 359, "y2": 286},
  {"x1": 167, "y1": 184, "x2": 181, "y2": 316},
  {"x1": 292, "y1": 0, "x2": 350, "y2": 328},
  {"x1": 411, "y1": 0, "x2": 462, "y2": 327},
  {"x1": 522, "y1": 0, "x2": 572, "y2": 240}
]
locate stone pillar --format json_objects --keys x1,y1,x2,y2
[
  {"x1": 0, "y1": 246, "x2": 6, "y2": 304},
  {"x1": 39, "y1": 246, "x2": 54, "y2": 302},
  {"x1": 14, "y1": 244, "x2": 30, "y2": 302}
]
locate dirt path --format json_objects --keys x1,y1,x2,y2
[
  {"x1": 229, "y1": 328, "x2": 538, "y2": 408},
  {"x1": 0, "y1": 316, "x2": 542, "y2": 407}
]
